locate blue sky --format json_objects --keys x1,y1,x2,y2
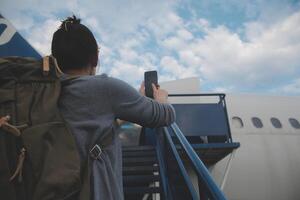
[{"x1": 1, "y1": 0, "x2": 300, "y2": 95}]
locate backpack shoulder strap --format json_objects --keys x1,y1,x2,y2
[{"x1": 79, "y1": 124, "x2": 115, "y2": 200}]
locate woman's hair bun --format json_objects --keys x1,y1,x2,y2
[{"x1": 60, "y1": 15, "x2": 81, "y2": 31}]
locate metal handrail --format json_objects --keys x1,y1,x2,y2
[
  {"x1": 166, "y1": 123, "x2": 227, "y2": 200},
  {"x1": 168, "y1": 93, "x2": 233, "y2": 142},
  {"x1": 154, "y1": 129, "x2": 173, "y2": 200},
  {"x1": 164, "y1": 127, "x2": 199, "y2": 199},
  {"x1": 168, "y1": 93, "x2": 225, "y2": 97}
]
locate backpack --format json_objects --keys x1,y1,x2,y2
[{"x1": 0, "y1": 56, "x2": 84, "y2": 200}]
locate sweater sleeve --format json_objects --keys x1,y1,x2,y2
[{"x1": 106, "y1": 77, "x2": 175, "y2": 127}]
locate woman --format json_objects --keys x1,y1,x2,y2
[{"x1": 51, "y1": 16, "x2": 175, "y2": 200}]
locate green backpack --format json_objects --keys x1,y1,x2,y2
[{"x1": 0, "y1": 56, "x2": 84, "y2": 200}]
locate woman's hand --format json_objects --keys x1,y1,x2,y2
[
  {"x1": 139, "y1": 81, "x2": 146, "y2": 96},
  {"x1": 139, "y1": 81, "x2": 169, "y2": 103},
  {"x1": 0, "y1": 115, "x2": 10, "y2": 127},
  {"x1": 152, "y1": 83, "x2": 168, "y2": 104}
]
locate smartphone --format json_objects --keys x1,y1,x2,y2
[{"x1": 144, "y1": 70, "x2": 158, "y2": 98}]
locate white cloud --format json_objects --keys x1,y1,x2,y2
[
  {"x1": 118, "y1": 48, "x2": 139, "y2": 63},
  {"x1": 273, "y1": 78, "x2": 300, "y2": 95},
  {"x1": 201, "y1": 11, "x2": 300, "y2": 88},
  {"x1": 27, "y1": 19, "x2": 60, "y2": 55},
  {"x1": 177, "y1": 29, "x2": 193, "y2": 41},
  {"x1": 8, "y1": 13, "x2": 34, "y2": 31},
  {"x1": 160, "y1": 10, "x2": 300, "y2": 92},
  {"x1": 1, "y1": 0, "x2": 300, "y2": 95},
  {"x1": 109, "y1": 61, "x2": 146, "y2": 87},
  {"x1": 162, "y1": 36, "x2": 186, "y2": 50},
  {"x1": 160, "y1": 56, "x2": 196, "y2": 79},
  {"x1": 1, "y1": 0, "x2": 179, "y2": 49},
  {"x1": 159, "y1": 74, "x2": 176, "y2": 83},
  {"x1": 179, "y1": 50, "x2": 201, "y2": 67},
  {"x1": 147, "y1": 11, "x2": 183, "y2": 39},
  {"x1": 160, "y1": 17, "x2": 195, "y2": 51},
  {"x1": 212, "y1": 86, "x2": 233, "y2": 93}
]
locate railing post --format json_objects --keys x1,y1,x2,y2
[
  {"x1": 164, "y1": 127, "x2": 200, "y2": 199},
  {"x1": 170, "y1": 123, "x2": 227, "y2": 200},
  {"x1": 153, "y1": 128, "x2": 173, "y2": 200}
]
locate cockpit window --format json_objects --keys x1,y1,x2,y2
[
  {"x1": 252, "y1": 117, "x2": 263, "y2": 128},
  {"x1": 289, "y1": 118, "x2": 300, "y2": 129},
  {"x1": 271, "y1": 117, "x2": 282, "y2": 128},
  {"x1": 232, "y1": 117, "x2": 243, "y2": 128}
]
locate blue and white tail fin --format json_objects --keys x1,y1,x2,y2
[{"x1": 0, "y1": 14, "x2": 41, "y2": 59}]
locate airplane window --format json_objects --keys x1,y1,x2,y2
[
  {"x1": 289, "y1": 118, "x2": 300, "y2": 129},
  {"x1": 232, "y1": 117, "x2": 243, "y2": 128},
  {"x1": 252, "y1": 117, "x2": 263, "y2": 128},
  {"x1": 271, "y1": 117, "x2": 282, "y2": 128}
]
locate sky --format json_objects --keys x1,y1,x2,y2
[{"x1": 1, "y1": 0, "x2": 300, "y2": 95}]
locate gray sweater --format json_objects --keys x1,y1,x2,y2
[{"x1": 58, "y1": 74, "x2": 175, "y2": 200}]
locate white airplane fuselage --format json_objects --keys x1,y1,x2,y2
[
  {"x1": 162, "y1": 79, "x2": 300, "y2": 200},
  {"x1": 214, "y1": 94, "x2": 300, "y2": 200}
]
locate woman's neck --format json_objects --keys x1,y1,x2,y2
[{"x1": 64, "y1": 66, "x2": 95, "y2": 76}]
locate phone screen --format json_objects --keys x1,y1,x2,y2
[{"x1": 144, "y1": 70, "x2": 158, "y2": 98}]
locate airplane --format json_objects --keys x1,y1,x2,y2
[
  {"x1": 158, "y1": 79, "x2": 300, "y2": 200},
  {"x1": 0, "y1": 14, "x2": 41, "y2": 59},
  {"x1": 1, "y1": 14, "x2": 300, "y2": 200}
]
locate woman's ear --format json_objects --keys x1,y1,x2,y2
[
  {"x1": 89, "y1": 66, "x2": 96, "y2": 75},
  {"x1": 90, "y1": 53, "x2": 98, "y2": 68}
]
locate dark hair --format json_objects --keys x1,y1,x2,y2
[{"x1": 51, "y1": 15, "x2": 98, "y2": 70}]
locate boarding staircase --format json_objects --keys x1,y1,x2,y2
[
  {"x1": 122, "y1": 94, "x2": 240, "y2": 200},
  {"x1": 123, "y1": 145, "x2": 162, "y2": 199}
]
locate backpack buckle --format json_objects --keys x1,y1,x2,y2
[{"x1": 89, "y1": 144, "x2": 102, "y2": 160}]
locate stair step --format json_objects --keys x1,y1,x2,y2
[
  {"x1": 123, "y1": 157, "x2": 157, "y2": 166},
  {"x1": 123, "y1": 165, "x2": 159, "y2": 175},
  {"x1": 123, "y1": 150, "x2": 156, "y2": 157},
  {"x1": 124, "y1": 186, "x2": 161, "y2": 195},
  {"x1": 122, "y1": 145, "x2": 155, "y2": 152},
  {"x1": 122, "y1": 145, "x2": 163, "y2": 199},
  {"x1": 123, "y1": 175, "x2": 160, "y2": 185}
]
